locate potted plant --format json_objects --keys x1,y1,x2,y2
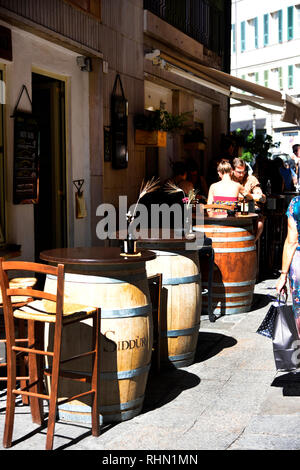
[
  {"x1": 134, "y1": 109, "x2": 190, "y2": 147},
  {"x1": 183, "y1": 126, "x2": 206, "y2": 151}
]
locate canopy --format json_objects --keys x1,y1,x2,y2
[{"x1": 146, "y1": 51, "x2": 300, "y2": 125}]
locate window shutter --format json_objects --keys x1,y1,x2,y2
[
  {"x1": 263, "y1": 14, "x2": 269, "y2": 46},
  {"x1": 241, "y1": 21, "x2": 245, "y2": 51},
  {"x1": 288, "y1": 6, "x2": 294, "y2": 40},
  {"x1": 254, "y1": 17, "x2": 258, "y2": 48},
  {"x1": 288, "y1": 65, "x2": 294, "y2": 88},
  {"x1": 278, "y1": 9, "x2": 283, "y2": 43},
  {"x1": 278, "y1": 67, "x2": 283, "y2": 89},
  {"x1": 264, "y1": 70, "x2": 269, "y2": 87}
]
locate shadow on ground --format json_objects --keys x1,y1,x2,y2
[
  {"x1": 194, "y1": 332, "x2": 237, "y2": 364},
  {"x1": 250, "y1": 293, "x2": 272, "y2": 311},
  {"x1": 271, "y1": 371, "x2": 300, "y2": 396},
  {"x1": 143, "y1": 332, "x2": 237, "y2": 414}
]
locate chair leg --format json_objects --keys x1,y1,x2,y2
[
  {"x1": 3, "y1": 344, "x2": 17, "y2": 448},
  {"x1": 28, "y1": 320, "x2": 43, "y2": 425},
  {"x1": 91, "y1": 309, "x2": 100, "y2": 437},
  {"x1": 17, "y1": 319, "x2": 29, "y2": 406},
  {"x1": 45, "y1": 322, "x2": 62, "y2": 451}
]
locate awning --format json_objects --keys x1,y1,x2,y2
[{"x1": 145, "y1": 51, "x2": 300, "y2": 125}]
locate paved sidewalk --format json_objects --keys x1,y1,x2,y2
[{"x1": 1, "y1": 277, "x2": 300, "y2": 451}]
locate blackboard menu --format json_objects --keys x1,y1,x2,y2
[
  {"x1": 111, "y1": 75, "x2": 128, "y2": 169},
  {"x1": 13, "y1": 112, "x2": 40, "y2": 204}
]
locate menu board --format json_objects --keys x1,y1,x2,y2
[
  {"x1": 111, "y1": 94, "x2": 128, "y2": 169},
  {"x1": 13, "y1": 112, "x2": 40, "y2": 204}
]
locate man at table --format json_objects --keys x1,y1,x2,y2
[
  {"x1": 232, "y1": 158, "x2": 266, "y2": 242},
  {"x1": 287, "y1": 144, "x2": 300, "y2": 188}
]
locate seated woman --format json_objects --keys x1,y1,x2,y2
[{"x1": 206, "y1": 160, "x2": 244, "y2": 217}]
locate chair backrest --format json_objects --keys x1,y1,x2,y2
[{"x1": 0, "y1": 259, "x2": 65, "y2": 324}]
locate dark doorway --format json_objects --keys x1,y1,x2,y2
[{"x1": 32, "y1": 73, "x2": 67, "y2": 260}]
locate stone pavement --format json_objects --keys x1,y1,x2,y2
[{"x1": 1, "y1": 276, "x2": 300, "y2": 452}]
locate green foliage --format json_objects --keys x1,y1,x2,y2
[
  {"x1": 230, "y1": 128, "x2": 279, "y2": 162},
  {"x1": 134, "y1": 109, "x2": 190, "y2": 134}
]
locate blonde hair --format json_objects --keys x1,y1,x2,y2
[{"x1": 217, "y1": 160, "x2": 233, "y2": 175}]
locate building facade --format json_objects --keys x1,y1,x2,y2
[
  {"x1": 0, "y1": 0, "x2": 231, "y2": 261},
  {"x1": 231, "y1": 0, "x2": 300, "y2": 152}
]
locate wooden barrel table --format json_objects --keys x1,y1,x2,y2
[
  {"x1": 40, "y1": 247, "x2": 156, "y2": 425},
  {"x1": 194, "y1": 215, "x2": 257, "y2": 316},
  {"x1": 131, "y1": 230, "x2": 202, "y2": 369}
]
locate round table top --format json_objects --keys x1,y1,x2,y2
[{"x1": 40, "y1": 246, "x2": 156, "y2": 266}]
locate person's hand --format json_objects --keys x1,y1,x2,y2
[{"x1": 276, "y1": 274, "x2": 288, "y2": 296}]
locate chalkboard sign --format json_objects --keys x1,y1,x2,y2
[
  {"x1": 111, "y1": 74, "x2": 128, "y2": 169},
  {"x1": 13, "y1": 112, "x2": 40, "y2": 204}
]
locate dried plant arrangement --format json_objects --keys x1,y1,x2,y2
[{"x1": 127, "y1": 177, "x2": 161, "y2": 224}]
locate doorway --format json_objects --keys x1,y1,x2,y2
[{"x1": 32, "y1": 73, "x2": 67, "y2": 260}]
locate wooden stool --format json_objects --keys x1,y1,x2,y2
[
  {"x1": 0, "y1": 277, "x2": 37, "y2": 405},
  {"x1": 0, "y1": 259, "x2": 101, "y2": 451}
]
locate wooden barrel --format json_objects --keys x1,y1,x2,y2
[
  {"x1": 44, "y1": 261, "x2": 153, "y2": 424},
  {"x1": 138, "y1": 240, "x2": 201, "y2": 369},
  {"x1": 194, "y1": 220, "x2": 256, "y2": 316}
]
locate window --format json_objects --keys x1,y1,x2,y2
[
  {"x1": 241, "y1": 21, "x2": 246, "y2": 51},
  {"x1": 255, "y1": 72, "x2": 259, "y2": 84},
  {"x1": 263, "y1": 14, "x2": 269, "y2": 46},
  {"x1": 232, "y1": 24, "x2": 236, "y2": 53},
  {"x1": 264, "y1": 70, "x2": 269, "y2": 87},
  {"x1": 247, "y1": 17, "x2": 258, "y2": 49},
  {"x1": 288, "y1": 6, "x2": 294, "y2": 40},
  {"x1": 288, "y1": 65, "x2": 294, "y2": 88}
]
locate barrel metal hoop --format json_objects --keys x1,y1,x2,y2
[
  {"x1": 58, "y1": 396, "x2": 144, "y2": 413},
  {"x1": 202, "y1": 280, "x2": 256, "y2": 287},
  {"x1": 193, "y1": 227, "x2": 248, "y2": 233},
  {"x1": 100, "y1": 364, "x2": 151, "y2": 381},
  {"x1": 101, "y1": 303, "x2": 152, "y2": 319},
  {"x1": 167, "y1": 351, "x2": 195, "y2": 362},
  {"x1": 210, "y1": 291, "x2": 254, "y2": 298},
  {"x1": 46, "y1": 272, "x2": 146, "y2": 284},
  {"x1": 162, "y1": 323, "x2": 200, "y2": 338},
  {"x1": 205, "y1": 299, "x2": 252, "y2": 308},
  {"x1": 213, "y1": 246, "x2": 256, "y2": 253},
  {"x1": 163, "y1": 273, "x2": 201, "y2": 286},
  {"x1": 208, "y1": 236, "x2": 255, "y2": 242}
]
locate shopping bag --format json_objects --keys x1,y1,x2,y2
[
  {"x1": 272, "y1": 301, "x2": 300, "y2": 371},
  {"x1": 256, "y1": 303, "x2": 277, "y2": 338},
  {"x1": 257, "y1": 293, "x2": 300, "y2": 371}
]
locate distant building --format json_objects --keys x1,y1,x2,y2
[{"x1": 231, "y1": 0, "x2": 300, "y2": 154}]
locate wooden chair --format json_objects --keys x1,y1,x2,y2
[
  {"x1": 0, "y1": 258, "x2": 101, "y2": 451},
  {"x1": 147, "y1": 274, "x2": 162, "y2": 373},
  {"x1": 0, "y1": 277, "x2": 37, "y2": 405}
]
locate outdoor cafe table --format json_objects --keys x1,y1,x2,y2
[
  {"x1": 193, "y1": 213, "x2": 258, "y2": 317},
  {"x1": 39, "y1": 246, "x2": 156, "y2": 424},
  {"x1": 115, "y1": 229, "x2": 202, "y2": 369}
]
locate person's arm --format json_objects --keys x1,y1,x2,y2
[
  {"x1": 276, "y1": 216, "x2": 298, "y2": 294},
  {"x1": 206, "y1": 184, "x2": 215, "y2": 216}
]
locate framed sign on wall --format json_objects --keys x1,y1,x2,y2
[
  {"x1": 111, "y1": 74, "x2": 128, "y2": 170},
  {"x1": 13, "y1": 112, "x2": 40, "y2": 204}
]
